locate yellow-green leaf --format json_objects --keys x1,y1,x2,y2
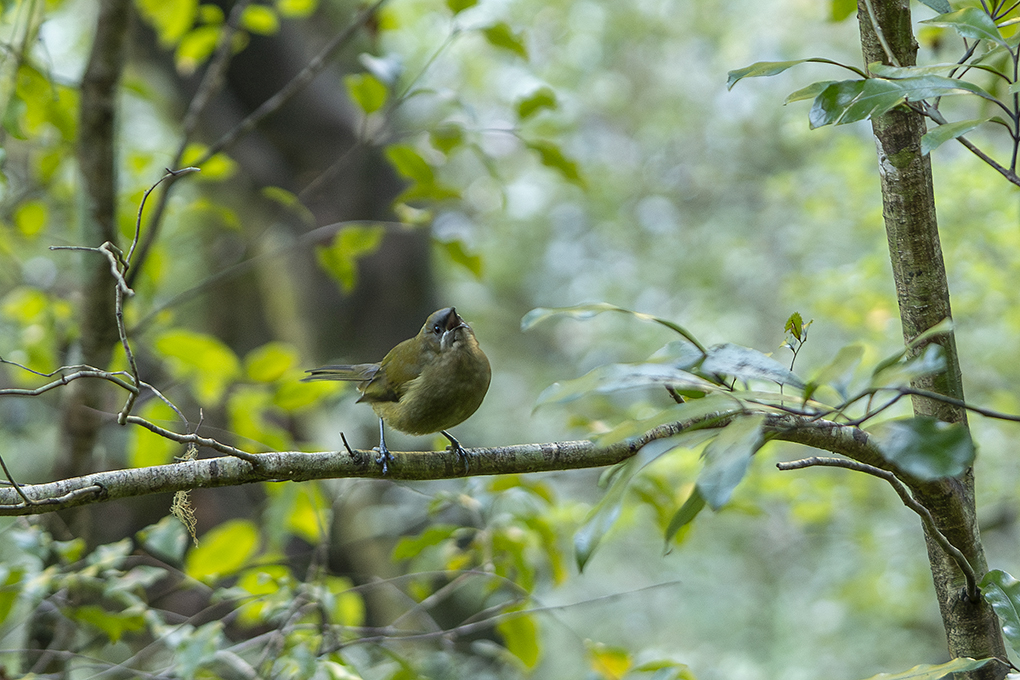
[
  {"x1": 482, "y1": 22, "x2": 527, "y2": 59},
  {"x1": 136, "y1": 0, "x2": 198, "y2": 46},
  {"x1": 315, "y1": 225, "x2": 386, "y2": 293},
  {"x1": 245, "y1": 342, "x2": 298, "y2": 382},
  {"x1": 185, "y1": 519, "x2": 260, "y2": 583},
  {"x1": 498, "y1": 613, "x2": 540, "y2": 668},
  {"x1": 14, "y1": 200, "x2": 46, "y2": 238},
  {"x1": 181, "y1": 142, "x2": 237, "y2": 179},
  {"x1": 241, "y1": 5, "x2": 279, "y2": 34},
  {"x1": 385, "y1": 144, "x2": 434, "y2": 183},
  {"x1": 527, "y1": 140, "x2": 584, "y2": 186},
  {"x1": 437, "y1": 239, "x2": 482, "y2": 278},
  {"x1": 516, "y1": 87, "x2": 557, "y2": 119},
  {"x1": 128, "y1": 401, "x2": 180, "y2": 468},
  {"x1": 154, "y1": 329, "x2": 241, "y2": 403},
  {"x1": 344, "y1": 73, "x2": 388, "y2": 115},
  {"x1": 176, "y1": 25, "x2": 221, "y2": 74},
  {"x1": 276, "y1": 0, "x2": 317, "y2": 18}
]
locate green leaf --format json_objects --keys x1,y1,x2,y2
[
  {"x1": 128, "y1": 401, "x2": 179, "y2": 468},
  {"x1": 446, "y1": 0, "x2": 477, "y2": 13},
  {"x1": 869, "y1": 416, "x2": 975, "y2": 479},
  {"x1": 537, "y1": 363, "x2": 715, "y2": 406},
  {"x1": 437, "y1": 238, "x2": 483, "y2": 278},
  {"x1": 482, "y1": 22, "x2": 528, "y2": 58},
  {"x1": 727, "y1": 58, "x2": 864, "y2": 90},
  {"x1": 921, "y1": 8, "x2": 1007, "y2": 48},
  {"x1": 185, "y1": 519, "x2": 260, "y2": 583},
  {"x1": 497, "y1": 613, "x2": 541, "y2": 668},
  {"x1": 276, "y1": 0, "x2": 317, "y2": 18},
  {"x1": 66, "y1": 605, "x2": 147, "y2": 643},
  {"x1": 392, "y1": 525, "x2": 460, "y2": 561},
  {"x1": 917, "y1": 0, "x2": 952, "y2": 13},
  {"x1": 385, "y1": 144, "x2": 435, "y2": 184},
  {"x1": 261, "y1": 185, "x2": 316, "y2": 225},
  {"x1": 137, "y1": 517, "x2": 190, "y2": 564},
  {"x1": 871, "y1": 343, "x2": 946, "y2": 388},
  {"x1": 807, "y1": 342, "x2": 864, "y2": 400},
  {"x1": 521, "y1": 303, "x2": 707, "y2": 354},
  {"x1": 858, "y1": 657, "x2": 995, "y2": 680},
  {"x1": 871, "y1": 318, "x2": 953, "y2": 376},
  {"x1": 785, "y1": 312, "x2": 805, "y2": 341},
  {"x1": 430, "y1": 123, "x2": 464, "y2": 155},
  {"x1": 154, "y1": 329, "x2": 241, "y2": 403},
  {"x1": 830, "y1": 0, "x2": 856, "y2": 21},
  {"x1": 878, "y1": 73, "x2": 997, "y2": 102},
  {"x1": 344, "y1": 73, "x2": 388, "y2": 115},
  {"x1": 921, "y1": 118, "x2": 988, "y2": 155},
  {"x1": 315, "y1": 224, "x2": 386, "y2": 293},
  {"x1": 244, "y1": 341, "x2": 298, "y2": 382},
  {"x1": 697, "y1": 414, "x2": 765, "y2": 510},
  {"x1": 517, "y1": 87, "x2": 558, "y2": 119},
  {"x1": 240, "y1": 5, "x2": 279, "y2": 34},
  {"x1": 809, "y1": 79, "x2": 906, "y2": 128},
  {"x1": 136, "y1": 0, "x2": 198, "y2": 46},
  {"x1": 596, "y1": 393, "x2": 739, "y2": 447},
  {"x1": 980, "y1": 569, "x2": 1020, "y2": 655},
  {"x1": 526, "y1": 140, "x2": 584, "y2": 186},
  {"x1": 663, "y1": 487, "x2": 706, "y2": 549},
  {"x1": 0, "y1": 566, "x2": 24, "y2": 625},
  {"x1": 701, "y1": 343, "x2": 805, "y2": 388},
  {"x1": 175, "y1": 25, "x2": 221, "y2": 74},
  {"x1": 785, "y1": 80, "x2": 838, "y2": 104},
  {"x1": 14, "y1": 199, "x2": 46, "y2": 238}
]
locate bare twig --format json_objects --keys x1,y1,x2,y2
[
  {"x1": 123, "y1": 416, "x2": 262, "y2": 464},
  {"x1": 776, "y1": 456, "x2": 979, "y2": 600}
]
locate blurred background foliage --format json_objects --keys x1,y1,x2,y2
[{"x1": 1, "y1": 0, "x2": 1020, "y2": 676}]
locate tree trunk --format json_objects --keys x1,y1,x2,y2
[{"x1": 856, "y1": 0, "x2": 1007, "y2": 676}]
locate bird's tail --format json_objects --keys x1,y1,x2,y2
[{"x1": 302, "y1": 363, "x2": 379, "y2": 382}]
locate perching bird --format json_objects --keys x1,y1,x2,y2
[{"x1": 304, "y1": 307, "x2": 491, "y2": 474}]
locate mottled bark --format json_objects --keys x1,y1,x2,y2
[{"x1": 856, "y1": 0, "x2": 1006, "y2": 675}]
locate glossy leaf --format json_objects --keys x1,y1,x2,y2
[
  {"x1": 526, "y1": 140, "x2": 584, "y2": 186},
  {"x1": 858, "y1": 657, "x2": 994, "y2": 680},
  {"x1": 809, "y1": 79, "x2": 905, "y2": 128},
  {"x1": 980, "y1": 569, "x2": 1020, "y2": 655},
  {"x1": 185, "y1": 519, "x2": 260, "y2": 583},
  {"x1": 869, "y1": 416, "x2": 975, "y2": 479},
  {"x1": 521, "y1": 303, "x2": 707, "y2": 353},
  {"x1": 482, "y1": 22, "x2": 528, "y2": 58},
  {"x1": 881, "y1": 74, "x2": 997, "y2": 102},
  {"x1": 517, "y1": 87, "x2": 558, "y2": 119},
  {"x1": 536, "y1": 362, "x2": 715, "y2": 406},
  {"x1": 785, "y1": 80, "x2": 838, "y2": 104},
  {"x1": 871, "y1": 318, "x2": 953, "y2": 376},
  {"x1": 663, "y1": 487, "x2": 706, "y2": 549},
  {"x1": 697, "y1": 414, "x2": 765, "y2": 510},
  {"x1": 701, "y1": 343, "x2": 805, "y2": 388},
  {"x1": 344, "y1": 73, "x2": 388, "y2": 115},
  {"x1": 917, "y1": 0, "x2": 952, "y2": 12},
  {"x1": 726, "y1": 57, "x2": 864, "y2": 90},
  {"x1": 921, "y1": 8, "x2": 1006, "y2": 48},
  {"x1": 921, "y1": 119, "x2": 988, "y2": 155}
]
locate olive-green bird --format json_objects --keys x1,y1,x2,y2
[{"x1": 304, "y1": 307, "x2": 491, "y2": 474}]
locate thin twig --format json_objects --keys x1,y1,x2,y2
[
  {"x1": 0, "y1": 453, "x2": 33, "y2": 505},
  {"x1": 777, "y1": 456, "x2": 979, "y2": 601},
  {"x1": 128, "y1": 167, "x2": 200, "y2": 264},
  {"x1": 123, "y1": 415, "x2": 262, "y2": 464}
]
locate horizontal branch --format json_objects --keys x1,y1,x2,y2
[{"x1": 0, "y1": 410, "x2": 889, "y2": 516}]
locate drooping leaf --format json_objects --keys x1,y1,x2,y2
[
  {"x1": 726, "y1": 57, "x2": 864, "y2": 90},
  {"x1": 521, "y1": 303, "x2": 707, "y2": 354},
  {"x1": 921, "y1": 7, "x2": 1007, "y2": 48},
  {"x1": 517, "y1": 87, "x2": 557, "y2": 119},
  {"x1": 663, "y1": 487, "x2": 706, "y2": 549},
  {"x1": 697, "y1": 414, "x2": 766, "y2": 510},
  {"x1": 701, "y1": 343, "x2": 805, "y2": 388},
  {"x1": 482, "y1": 22, "x2": 528, "y2": 58},
  {"x1": 344, "y1": 73, "x2": 388, "y2": 115},
  {"x1": 536, "y1": 363, "x2": 715, "y2": 406},
  {"x1": 871, "y1": 318, "x2": 953, "y2": 376},
  {"x1": 921, "y1": 119, "x2": 988, "y2": 155},
  {"x1": 526, "y1": 140, "x2": 584, "y2": 186},
  {"x1": 980, "y1": 569, "x2": 1020, "y2": 655},
  {"x1": 858, "y1": 657, "x2": 994, "y2": 680},
  {"x1": 785, "y1": 80, "x2": 838, "y2": 104},
  {"x1": 871, "y1": 343, "x2": 946, "y2": 388},
  {"x1": 869, "y1": 416, "x2": 975, "y2": 479}
]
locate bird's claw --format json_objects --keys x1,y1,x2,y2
[
  {"x1": 373, "y1": 447, "x2": 393, "y2": 476},
  {"x1": 445, "y1": 440, "x2": 471, "y2": 475}
]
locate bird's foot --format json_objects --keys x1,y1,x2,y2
[
  {"x1": 373, "y1": 446, "x2": 393, "y2": 476},
  {"x1": 442, "y1": 431, "x2": 470, "y2": 474}
]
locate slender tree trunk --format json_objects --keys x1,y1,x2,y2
[{"x1": 856, "y1": 1, "x2": 1006, "y2": 676}]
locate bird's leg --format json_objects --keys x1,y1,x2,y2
[
  {"x1": 441, "y1": 430, "x2": 470, "y2": 474},
  {"x1": 374, "y1": 418, "x2": 393, "y2": 475}
]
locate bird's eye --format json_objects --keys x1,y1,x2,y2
[{"x1": 432, "y1": 324, "x2": 442, "y2": 334}]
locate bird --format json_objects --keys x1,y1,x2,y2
[{"x1": 304, "y1": 307, "x2": 491, "y2": 474}]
